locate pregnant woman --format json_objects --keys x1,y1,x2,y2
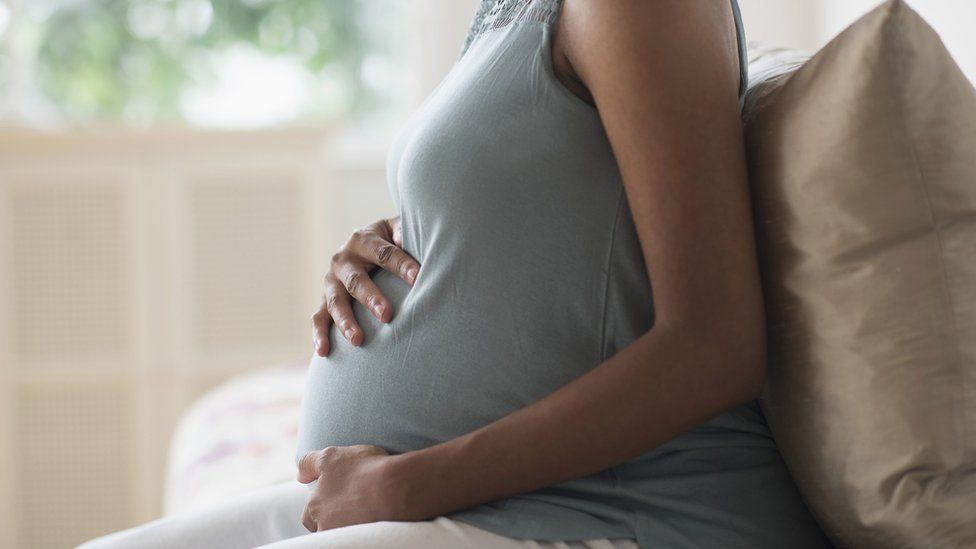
[{"x1": 81, "y1": 0, "x2": 832, "y2": 547}]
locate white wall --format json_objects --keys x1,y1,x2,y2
[
  {"x1": 737, "y1": 0, "x2": 823, "y2": 52},
  {"x1": 818, "y1": 0, "x2": 976, "y2": 83},
  {"x1": 739, "y1": 0, "x2": 975, "y2": 83},
  {"x1": 401, "y1": 0, "x2": 479, "y2": 109}
]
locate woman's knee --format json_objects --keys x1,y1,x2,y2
[{"x1": 75, "y1": 481, "x2": 310, "y2": 549}]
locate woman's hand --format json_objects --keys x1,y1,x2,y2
[
  {"x1": 297, "y1": 445, "x2": 414, "y2": 532},
  {"x1": 311, "y1": 216, "x2": 421, "y2": 357}
]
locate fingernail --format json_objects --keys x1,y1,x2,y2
[
  {"x1": 373, "y1": 304, "x2": 384, "y2": 318},
  {"x1": 344, "y1": 329, "x2": 355, "y2": 342},
  {"x1": 406, "y1": 267, "x2": 418, "y2": 283}
]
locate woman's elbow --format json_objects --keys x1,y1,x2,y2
[
  {"x1": 658, "y1": 312, "x2": 768, "y2": 407},
  {"x1": 722, "y1": 329, "x2": 767, "y2": 405},
  {"x1": 735, "y1": 346, "x2": 767, "y2": 403},
  {"x1": 712, "y1": 297, "x2": 769, "y2": 404},
  {"x1": 683, "y1": 317, "x2": 767, "y2": 407}
]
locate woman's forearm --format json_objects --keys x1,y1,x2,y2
[{"x1": 385, "y1": 321, "x2": 765, "y2": 520}]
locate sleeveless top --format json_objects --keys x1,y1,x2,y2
[{"x1": 295, "y1": 0, "x2": 832, "y2": 546}]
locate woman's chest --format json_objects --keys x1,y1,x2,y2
[{"x1": 386, "y1": 26, "x2": 614, "y2": 221}]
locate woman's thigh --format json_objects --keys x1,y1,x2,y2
[
  {"x1": 256, "y1": 516, "x2": 640, "y2": 549},
  {"x1": 77, "y1": 481, "x2": 310, "y2": 549}
]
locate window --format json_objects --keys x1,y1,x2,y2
[{"x1": 0, "y1": 0, "x2": 405, "y2": 129}]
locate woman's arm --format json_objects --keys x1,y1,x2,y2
[{"x1": 385, "y1": 0, "x2": 765, "y2": 520}]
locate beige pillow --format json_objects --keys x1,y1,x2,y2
[{"x1": 742, "y1": 1, "x2": 976, "y2": 547}]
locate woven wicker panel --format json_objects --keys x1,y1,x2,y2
[
  {"x1": 16, "y1": 380, "x2": 132, "y2": 548},
  {"x1": 188, "y1": 177, "x2": 305, "y2": 350},
  {"x1": 10, "y1": 183, "x2": 128, "y2": 361}
]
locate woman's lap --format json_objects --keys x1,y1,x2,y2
[
  {"x1": 77, "y1": 481, "x2": 310, "y2": 549},
  {"x1": 77, "y1": 480, "x2": 638, "y2": 549},
  {"x1": 254, "y1": 516, "x2": 639, "y2": 549}
]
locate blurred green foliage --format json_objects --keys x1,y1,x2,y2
[{"x1": 34, "y1": 0, "x2": 392, "y2": 125}]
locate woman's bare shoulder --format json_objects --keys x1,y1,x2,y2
[{"x1": 554, "y1": 0, "x2": 740, "y2": 108}]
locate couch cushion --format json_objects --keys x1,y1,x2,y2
[
  {"x1": 742, "y1": 1, "x2": 976, "y2": 547},
  {"x1": 163, "y1": 360, "x2": 308, "y2": 515}
]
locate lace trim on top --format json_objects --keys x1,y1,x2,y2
[{"x1": 458, "y1": 0, "x2": 559, "y2": 60}]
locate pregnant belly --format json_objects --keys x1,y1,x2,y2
[{"x1": 294, "y1": 266, "x2": 604, "y2": 459}]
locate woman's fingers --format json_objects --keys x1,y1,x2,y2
[
  {"x1": 301, "y1": 505, "x2": 316, "y2": 533},
  {"x1": 322, "y1": 274, "x2": 363, "y2": 348},
  {"x1": 310, "y1": 304, "x2": 333, "y2": 357},
  {"x1": 370, "y1": 241, "x2": 420, "y2": 286},
  {"x1": 315, "y1": 218, "x2": 417, "y2": 353},
  {"x1": 360, "y1": 218, "x2": 419, "y2": 286},
  {"x1": 313, "y1": 217, "x2": 417, "y2": 356},
  {"x1": 334, "y1": 262, "x2": 393, "y2": 323},
  {"x1": 387, "y1": 216, "x2": 403, "y2": 247}
]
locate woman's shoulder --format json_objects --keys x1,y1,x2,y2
[{"x1": 555, "y1": 0, "x2": 743, "y2": 105}]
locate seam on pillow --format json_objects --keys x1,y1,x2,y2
[{"x1": 886, "y1": 0, "x2": 967, "y2": 463}]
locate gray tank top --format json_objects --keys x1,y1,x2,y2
[{"x1": 296, "y1": 1, "x2": 830, "y2": 546}]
